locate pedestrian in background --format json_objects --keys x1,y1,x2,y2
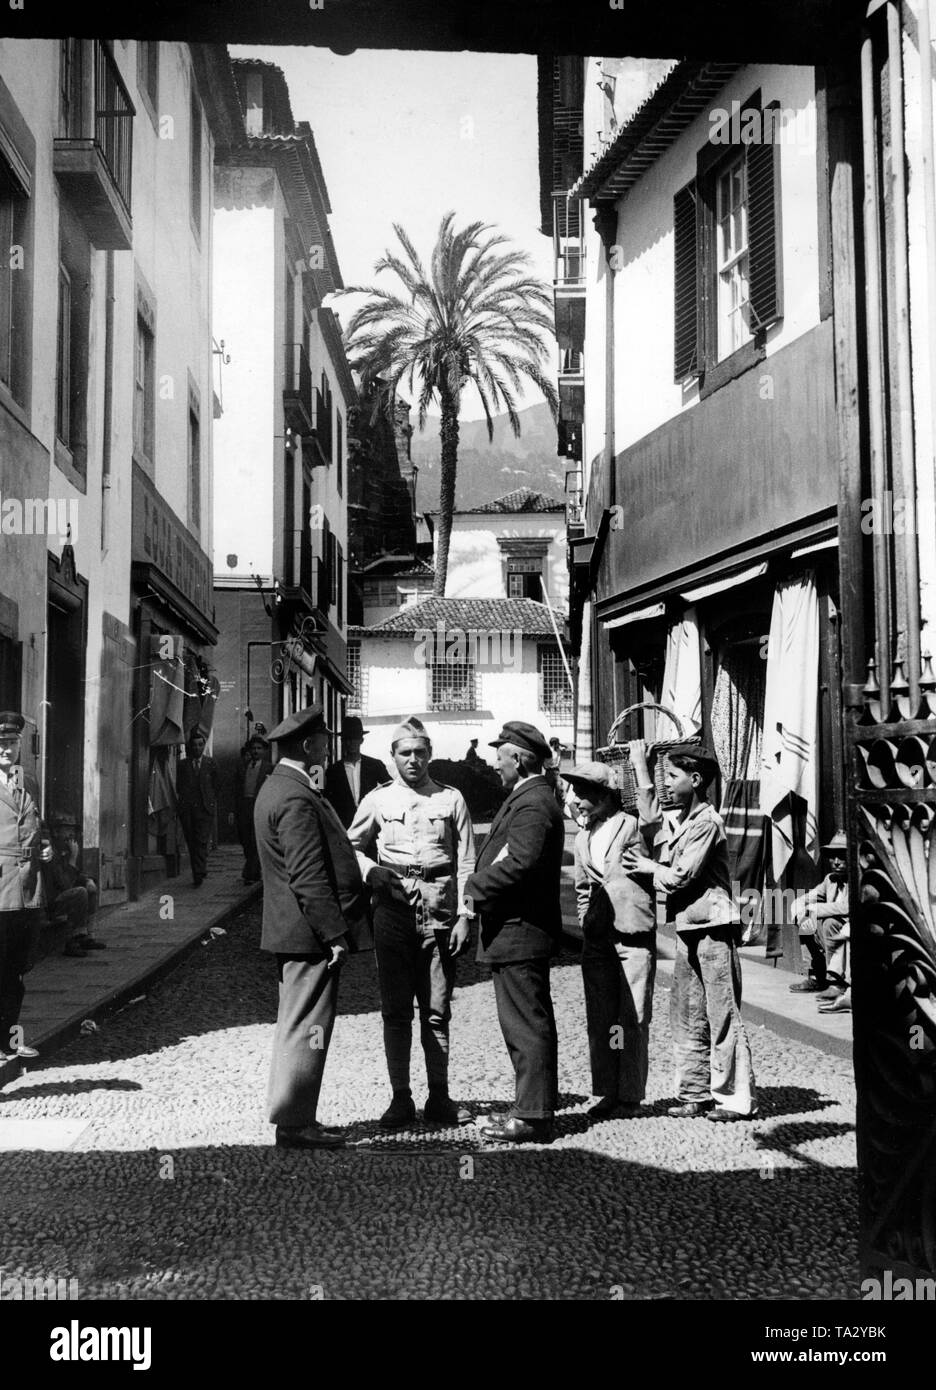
[
  {"x1": 623, "y1": 740, "x2": 758, "y2": 1122},
  {"x1": 348, "y1": 717, "x2": 475, "y2": 1129},
  {"x1": 324, "y1": 717, "x2": 390, "y2": 829},
  {"x1": 176, "y1": 728, "x2": 220, "y2": 887},
  {"x1": 466, "y1": 721, "x2": 565, "y2": 1144},
  {"x1": 235, "y1": 734, "x2": 273, "y2": 884},
  {"x1": 567, "y1": 761, "x2": 658, "y2": 1121},
  {"x1": 255, "y1": 705, "x2": 372, "y2": 1151},
  {"x1": 0, "y1": 711, "x2": 49, "y2": 1061}
]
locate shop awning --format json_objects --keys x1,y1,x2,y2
[
  {"x1": 603, "y1": 601, "x2": 666, "y2": 630},
  {"x1": 679, "y1": 562, "x2": 769, "y2": 604}
]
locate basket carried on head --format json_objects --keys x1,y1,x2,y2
[{"x1": 595, "y1": 702, "x2": 703, "y2": 813}]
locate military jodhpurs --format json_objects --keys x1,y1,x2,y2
[{"x1": 373, "y1": 886, "x2": 457, "y2": 1095}]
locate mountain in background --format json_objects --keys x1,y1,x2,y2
[{"x1": 411, "y1": 401, "x2": 565, "y2": 512}]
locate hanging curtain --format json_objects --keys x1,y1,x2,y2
[
  {"x1": 576, "y1": 598, "x2": 594, "y2": 760},
  {"x1": 712, "y1": 643, "x2": 768, "y2": 899},
  {"x1": 149, "y1": 639, "x2": 186, "y2": 746},
  {"x1": 759, "y1": 570, "x2": 820, "y2": 879},
  {"x1": 658, "y1": 606, "x2": 702, "y2": 735}
]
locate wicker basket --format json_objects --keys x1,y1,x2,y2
[{"x1": 595, "y1": 702, "x2": 701, "y2": 813}]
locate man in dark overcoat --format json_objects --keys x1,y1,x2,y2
[
  {"x1": 465, "y1": 720, "x2": 565, "y2": 1143},
  {"x1": 0, "y1": 712, "x2": 49, "y2": 1061},
  {"x1": 176, "y1": 728, "x2": 220, "y2": 886},
  {"x1": 323, "y1": 716, "x2": 390, "y2": 828},
  {"x1": 255, "y1": 705, "x2": 372, "y2": 1150}
]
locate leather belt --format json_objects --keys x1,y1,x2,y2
[{"x1": 379, "y1": 860, "x2": 451, "y2": 882}]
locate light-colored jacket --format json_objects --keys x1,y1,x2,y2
[
  {"x1": 0, "y1": 770, "x2": 45, "y2": 912},
  {"x1": 643, "y1": 788, "x2": 735, "y2": 933},
  {"x1": 348, "y1": 777, "x2": 475, "y2": 928},
  {"x1": 573, "y1": 807, "x2": 658, "y2": 935}
]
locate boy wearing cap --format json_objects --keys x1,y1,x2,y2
[
  {"x1": 348, "y1": 717, "x2": 475, "y2": 1129},
  {"x1": 622, "y1": 740, "x2": 757, "y2": 1121},
  {"x1": 790, "y1": 832, "x2": 850, "y2": 1008},
  {"x1": 566, "y1": 761, "x2": 659, "y2": 1120},
  {"x1": 0, "y1": 712, "x2": 50, "y2": 1061},
  {"x1": 465, "y1": 720, "x2": 565, "y2": 1143}
]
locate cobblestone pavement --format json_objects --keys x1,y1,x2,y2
[{"x1": 0, "y1": 903, "x2": 859, "y2": 1301}]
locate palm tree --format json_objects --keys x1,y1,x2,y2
[{"x1": 342, "y1": 212, "x2": 559, "y2": 597}]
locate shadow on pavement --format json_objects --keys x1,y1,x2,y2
[{"x1": 0, "y1": 1142, "x2": 860, "y2": 1301}]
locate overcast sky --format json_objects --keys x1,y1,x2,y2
[{"x1": 230, "y1": 44, "x2": 554, "y2": 421}]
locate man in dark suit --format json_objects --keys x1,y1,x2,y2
[
  {"x1": 255, "y1": 705, "x2": 372, "y2": 1151},
  {"x1": 465, "y1": 720, "x2": 565, "y2": 1143},
  {"x1": 324, "y1": 717, "x2": 390, "y2": 828},
  {"x1": 175, "y1": 728, "x2": 220, "y2": 886},
  {"x1": 234, "y1": 734, "x2": 273, "y2": 883}
]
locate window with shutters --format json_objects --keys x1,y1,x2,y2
[{"x1": 673, "y1": 91, "x2": 783, "y2": 392}]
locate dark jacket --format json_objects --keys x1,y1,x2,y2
[
  {"x1": 176, "y1": 756, "x2": 220, "y2": 816},
  {"x1": 466, "y1": 775, "x2": 565, "y2": 964},
  {"x1": 324, "y1": 754, "x2": 391, "y2": 829},
  {"x1": 254, "y1": 763, "x2": 372, "y2": 957}
]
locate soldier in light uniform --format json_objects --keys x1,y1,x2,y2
[{"x1": 348, "y1": 717, "x2": 476, "y2": 1129}]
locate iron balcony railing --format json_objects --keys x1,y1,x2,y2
[{"x1": 284, "y1": 342, "x2": 314, "y2": 428}]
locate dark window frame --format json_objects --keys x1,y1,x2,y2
[
  {"x1": 133, "y1": 275, "x2": 157, "y2": 473},
  {"x1": 136, "y1": 40, "x2": 159, "y2": 130},
  {"x1": 674, "y1": 88, "x2": 784, "y2": 398}
]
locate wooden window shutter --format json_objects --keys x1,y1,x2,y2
[
  {"x1": 673, "y1": 179, "x2": 699, "y2": 380},
  {"x1": 746, "y1": 103, "x2": 783, "y2": 330}
]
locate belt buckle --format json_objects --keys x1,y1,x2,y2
[{"x1": 409, "y1": 864, "x2": 426, "y2": 881}]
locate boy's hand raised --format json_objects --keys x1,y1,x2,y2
[{"x1": 627, "y1": 739, "x2": 653, "y2": 787}]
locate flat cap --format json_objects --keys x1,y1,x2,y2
[
  {"x1": 660, "y1": 741, "x2": 720, "y2": 778},
  {"x1": 267, "y1": 704, "x2": 330, "y2": 742},
  {"x1": 0, "y1": 711, "x2": 25, "y2": 737},
  {"x1": 565, "y1": 760, "x2": 616, "y2": 793},
  {"x1": 489, "y1": 720, "x2": 551, "y2": 762}
]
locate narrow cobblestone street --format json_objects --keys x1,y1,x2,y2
[{"x1": 0, "y1": 903, "x2": 858, "y2": 1301}]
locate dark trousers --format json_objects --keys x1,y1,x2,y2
[
  {"x1": 237, "y1": 800, "x2": 261, "y2": 882},
  {"x1": 581, "y1": 929, "x2": 656, "y2": 1103},
  {"x1": 179, "y1": 808, "x2": 212, "y2": 882},
  {"x1": 54, "y1": 884, "x2": 97, "y2": 940},
  {"x1": 0, "y1": 909, "x2": 41, "y2": 1051},
  {"x1": 267, "y1": 955, "x2": 340, "y2": 1128},
  {"x1": 491, "y1": 958, "x2": 558, "y2": 1121},
  {"x1": 374, "y1": 903, "x2": 457, "y2": 1094}
]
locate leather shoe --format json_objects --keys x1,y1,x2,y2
[
  {"x1": 789, "y1": 978, "x2": 825, "y2": 993},
  {"x1": 818, "y1": 993, "x2": 851, "y2": 1013},
  {"x1": 76, "y1": 935, "x2": 107, "y2": 951},
  {"x1": 587, "y1": 1097, "x2": 641, "y2": 1120},
  {"x1": 275, "y1": 1124, "x2": 345, "y2": 1150},
  {"x1": 480, "y1": 1115, "x2": 555, "y2": 1144},
  {"x1": 0, "y1": 1044, "x2": 39, "y2": 1061},
  {"x1": 666, "y1": 1100, "x2": 714, "y2": 1118},
  {"x1": 816, "y1": 983, "x2": 845, "y2": 1000},
  {"x1": 379, "y1": 1094, "x2": 417, "y2": 1129},
  {"x1": 423, "y1": 1094, "x2": 474, "y2": 1126},
  {"x1": 707, "y1": 1107, "x2": 760, "y2": 1122}
]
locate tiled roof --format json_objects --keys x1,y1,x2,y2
[
  {"x1": 456, "y1": 488, "x2": 565, "y2": 514},
  {"x1": 363, "y1": 596, "x2": 567, "y2": 637},
  {"x1": 575, "y1": 61, "x2": 742, "y2": 202},
  {"x1": 360, "y1": 555, "x2": 435, "y2": 578}
]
